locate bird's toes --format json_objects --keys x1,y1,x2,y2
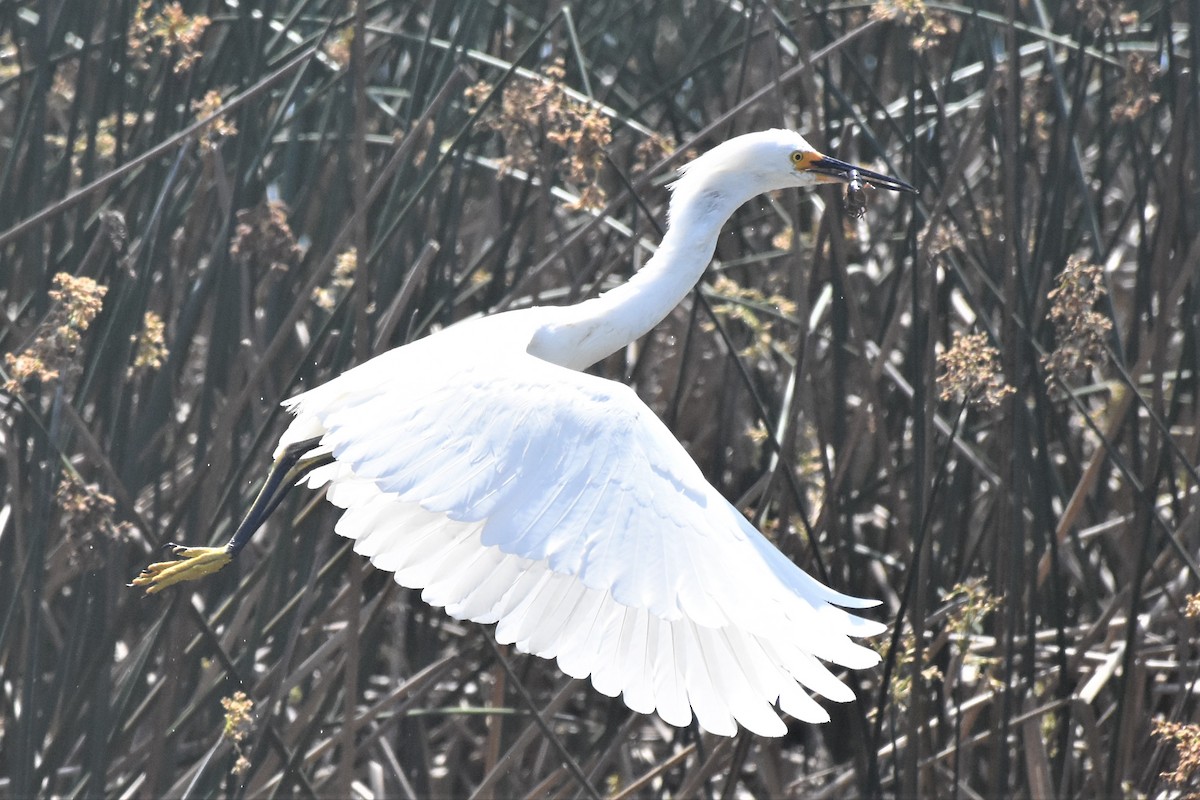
[{"x1": 129, "y1": 546, "x2": 232, "y2": 593}]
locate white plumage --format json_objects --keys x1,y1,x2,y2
[
  {"x1": 135, "y1": 129, "x2": 916, "y2": 736},
  {"x1": 284, "y1": 339, "x2": 882, "y2": 736}
]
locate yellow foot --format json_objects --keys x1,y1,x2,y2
[{"x1": 129, "y1": 545, "x2": 232, "y2": 594}]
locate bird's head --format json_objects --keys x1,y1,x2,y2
[{"x1": 671, "y1": 128, "x2": 916, "y2": 210}]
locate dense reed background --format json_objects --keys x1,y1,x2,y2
[{"x1": 2, "y1": 0, "x2": 1198, "y2": 797}]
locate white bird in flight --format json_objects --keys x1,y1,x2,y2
[{"x1": 133, "y1": 129, "x2": 916, "y2": 737}]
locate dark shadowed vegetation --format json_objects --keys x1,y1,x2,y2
[{"x1": 1, "y1": 0, "x2": 1198, "y2": 797}]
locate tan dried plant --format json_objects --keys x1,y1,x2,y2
[
  {"x1": 229, "y1": 199, "x2": 301, "y2": 274},
  {"x1": 1075, "y1": 0, "x2": 1140, "y2": 32},
  {"x1": 870, "y1": 0, "x2": 957, "y2": 52},
  {"x1": 4, "y1": 273, "x2": 108, "y2": 395},
  {"x1": 937, "y1": 331, "x2": 1015, "y2": 409},
  {"x1": 55, "y1": 476, "x2": 129, "y2": 566},
  {"x1": 128, "y1": 1, "x2": 211, "y2": 74},
  {"x1": 1043, "y1": 256, "x2": 1111, "y2": 383},
  {"x1": 707, "y1": 275, "x2": 798, "y2": 361},
  {"x1": 220, "y1": 691, "x2": 254, "y2": 776},
  {"x1": 129, "y1": 311, "x2": 169, "y2": 377},
  {"x1": 1153, "y1": 719, "x2": 1200, "y2": 796},
  {"x1": 313, "y1": 248, "x2": 358, "y2": 311},
  {"x1": 1112, "y1": 53, "x2": 1161, "y2": 122},
  {"x1": 891, "y1": 579, "x2": 1002, "y2": 708},
  {"x1": 191, "y1": 90, "x2": 238, "y2": 150},
  {"x1": 466, "y1": 59, "x2": 613, "y2": 210},
  {"x1": 323, "y1": 26, "x2": 354, "y2": 69}
]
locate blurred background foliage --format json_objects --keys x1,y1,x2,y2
[{"x1": 1, "y1": 0, "x2": 1198, "y2": 797}]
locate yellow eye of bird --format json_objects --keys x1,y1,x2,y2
[{"x1": 791, "y1": 151, "x2": 804, "y2": 165}]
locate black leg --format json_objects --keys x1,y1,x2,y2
[
  {"x1": 131, "y1": 436, "x2": 338, "y2": 593},
  {"x1": 225, "y1": 436, "x2": 334, "y2": 556}
]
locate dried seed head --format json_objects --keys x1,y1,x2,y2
[
  {"x1": 1112, "y1": 52, "x2": 1161, "y2": 122},
  {"x1": 870, "y1": 0, "x2": 957, "y2": 51},
  {"x1": 229, "y1": 199, "x2": 301, "y2": 273},
  {"x1": 1043, "y1": 255, "x2": 1111, "y2": 383},
  {"x1": 937, "y1": 331, "x2": 1015, "y2": 409},
  {"x1": 129, "y1": 311, "x2": 169, "y2": 377},
  {"x1": 469, "y1": 59, "x2": 613, "y2": 210},
  {"x1": 55, "y1": 476, "x2": 129, "y2": 567},
  {"x1": 313, "y1": 248, "x2": 358, "y2": 311},
  {"x1": 918, "y1": 222, "x2": 965, "y2": 262},
  {"x1": 1153, "y1": 719, "x2": 1200, "y2": 788},
  {"x1": 221, "y1": 691, "x2": 255, "y2": 775},
  {"x1": 4, "y1": 273, "x2": 108, "y2": 394},
  {"x1": 129, "y1": 1, "x2": 211, "y2": 74},
  {"x1": 192, "y1": 91, "x2": 238, "y2": 150},
  {"x1": 709, "y1": 275, "x2": 797, "y2": 361}
]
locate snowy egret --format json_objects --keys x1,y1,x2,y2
[{"x1": 133, "y1": 129, "x2": 915, "y2": 737}]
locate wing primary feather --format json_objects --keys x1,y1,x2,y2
[
  {"x1": 553, "y1": 587, "x2": 609, "y2": 680},
  {"x1": 777, "y1": 677, "x2": 831, "y2": 724},
  {"x1": 617, "y1": 609, "x2": 654, "y2": 715},
  {"x1": 448, "y1": 555, "x2": 529, "y2": 623},
  {"x1": 503, "y1": 571, "x2": 576, "y2": 653},
  {"x1": 590, "y1": 606, "x2": 630, "y2": 698},
  {"x1": 695, "y1": 625, "x2": 786, "y2": 737},
  {"x1": 392, "y1": 522, "x2": 479, "y2": 589},
  {"x1": 761, "y1": 638, "x2": 857, "y2": 703},
  {"x1": 422, "y1": 537, "x2": 506, "y2": 610},
  {"x1": 523, "y1": 578, "x2": 590, "y2": 657},
  {"x1": 680, "y1": 620, "x2": 736, "y2": 737},
  {"x1": 580, "y1": 600, "x2": 627, "y2": 697},
  {"x1": 649, "y1": 618, "x2": 692, "y2": 728},
  {"x1": 490, "y1": 567, "x2": 555, "y2": 639}
]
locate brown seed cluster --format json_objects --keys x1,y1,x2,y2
[
  {"x1": 1112, "y1": 52, "x2": 1161, "y2": 122},
  {"x1": 221, "y1": 691, "x2": 255, "y2": 776},
  {"x1": 129, "y1": 311, "x2": 169, "y2": 377},
  {"x1": 466, "y1": 60, "x2": 613, "y2": 210},
  {"x1": 313, "y1": 248, "x2": 358, "y2": 311},
  {"x1": 919, "y1": 221, "x2": 965, "y2": 263},
  {"x1": 229, "y1": 199, "x2": 301, "y2": 274},
  {"x1": 128, "y1": 1, "x2": 211, "y2": 74},
  {"x1": 632, "y1": 132, "x2": 676, "y2": 176},
  {"x1": 191, "y1": 90, "x2": 238, "y2": 150},
  {"x1": 55, "y1": 476, "x2": 129, "y2": 566},
  {"x1": 942, "y1": 579, "x2": 1002, "y2": 637},
  {"x1": 1022, "y1": 75, "x2": 1054, "y2": 147},
  {"x1": 870, "y1": 0, "x2": 957, "y2": 52},
  {"x1": 4, "y1": 273, "x2": 108, "y2": 394},
  {"x1": 708, "y1": 275, "x2": 798, "y2": 361},
  {"x1": 936, "y1": 331, "x2": 1015, "y2": 409},
  {"x1": 1043, "y1": 256, "x2": 1111, "y2": 383},
  {"x1": 889, "y1": 629, "x2": 946, "y2": 709},
  {"x1": 891, "y1": 579, "x2": 1002, "y2": 709},
  {"x1": 43, "y1": 112, "x2": 144, "y2": 177},
  {"x1": 1075, "y1": 0, "x2": 1140, "y2": 31},
  {"x1": 323, "y1": 26, "x2": 354, "y2": 69},
  {"x1": 1153, "y1": 719, "x2": 1200, "y2": 792}
]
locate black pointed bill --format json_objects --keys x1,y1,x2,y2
[{"x1": 807, "y1": 154, "x2": 918, "y2": 194}]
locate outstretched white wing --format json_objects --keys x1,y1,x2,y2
[{"x1": 279, "y1": 334, "x2": 884, "y2": 737}]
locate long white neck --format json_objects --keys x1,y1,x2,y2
[{"x1": 528, "y1": 184, "x2": 745, "y2": 370}]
